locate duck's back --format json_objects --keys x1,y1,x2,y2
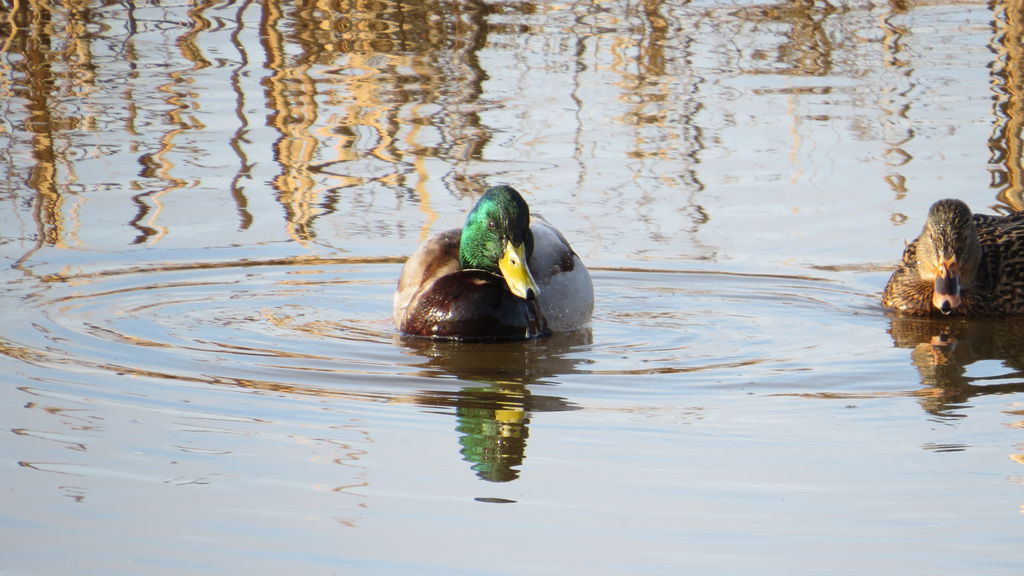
[{"x1": 975, "y1": 210, "x2": 1024, "y2": 314}]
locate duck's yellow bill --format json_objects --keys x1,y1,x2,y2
[{"x1": 499, "y1": 240, "x2": 540, "y2": 300}]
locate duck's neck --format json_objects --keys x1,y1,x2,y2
[{"x1": 458, "y1": 227, "x2": 499, "y2": 274}]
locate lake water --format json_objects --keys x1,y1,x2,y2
[{"x1": 3, "y1": 1, "x2": 1024, "y2": 574}]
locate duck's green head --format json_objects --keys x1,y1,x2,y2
[{"x1": 460, "y1": 185, "x2": 540, "y2": 300}]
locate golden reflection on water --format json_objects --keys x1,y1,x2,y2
[
  {"x1": 2, "y1": 0, "x2": 1024, "y2": 266},
  {"x1": 990, "y1": 2, "x2": 1024, "y2": 211},
  {"x1": 4, "y1": 0, "x2": 991, "y2": 253}
]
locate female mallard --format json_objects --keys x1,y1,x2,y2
[
  {"x1": 882, "y1": 198, "x2": 1024, "y2": 316},
  {"x1": 393, "y1": 185, "x2": 594, "y2": 340}
]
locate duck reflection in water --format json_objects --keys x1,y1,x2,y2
[
  {"x1": 396, "y1": 330, "x2": 589, "y2": 481},
  {"x1": 888, "y1": 315, "x2": 1024, "y2": 415}
]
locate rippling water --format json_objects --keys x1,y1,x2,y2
[{"x1": 3, "y1": 1, "x2": 1024, "y2": 574}]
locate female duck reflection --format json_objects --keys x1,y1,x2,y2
[
  {"x1": 888, "y1": 315, "x2": 1024, "y2": 415},
  {"x1": 393, "y1": 185, "x2": 593, "y2": 340}
]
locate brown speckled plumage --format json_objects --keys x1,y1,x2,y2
[{"x1": 882, "y1": 199, "x2": 1024, "y2": 316}]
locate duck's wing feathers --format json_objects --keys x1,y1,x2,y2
[
  {"x1": 881, "y1": 239, "x2": 933, "y2": 314},
  {"x1": 975, "y1": 210, "x2": 1024, "y2": 239},
  {"x1": 393, "y1": 229, "x2": 461, "y2": 328},
  {"x1": 976, "y1": 211, "x2": 1024, "y2": 314},
  {"x1": 530, "y1": 215, "x2": 594, "y2": 331}
]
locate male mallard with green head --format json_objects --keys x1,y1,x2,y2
[
  {"x1": 394, "y1": 185, "x2": 594, "y2": 340},
  {"x1": 882, "y1": 198, "x2": 1024, "y2": 316}
]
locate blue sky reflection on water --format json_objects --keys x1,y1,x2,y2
[{"x1": 2, "y1": 1, "x2": 1024, "y2": 574}]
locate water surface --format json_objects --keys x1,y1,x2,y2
[{"x1": 2, "y1": 1, "x2": 1024, "y2": 574}]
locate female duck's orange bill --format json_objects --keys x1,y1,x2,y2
[{"x1": 932, "y1": 258, "x2": 961, "y2": 315}]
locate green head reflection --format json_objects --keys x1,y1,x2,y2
[{"x1": 455, "y1": 383, "x2": 530, "y2": 482}]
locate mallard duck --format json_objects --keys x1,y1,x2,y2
[
  {"x1": 882, "y1": 198, "x2": 1024, "y2": 316},
  {"x1": 393, "y1": 185, "x2": 594, "y2": 340}
]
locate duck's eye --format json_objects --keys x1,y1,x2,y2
[{"x1": 488, "y1": 220, "x2": 496, "y2": 230}]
